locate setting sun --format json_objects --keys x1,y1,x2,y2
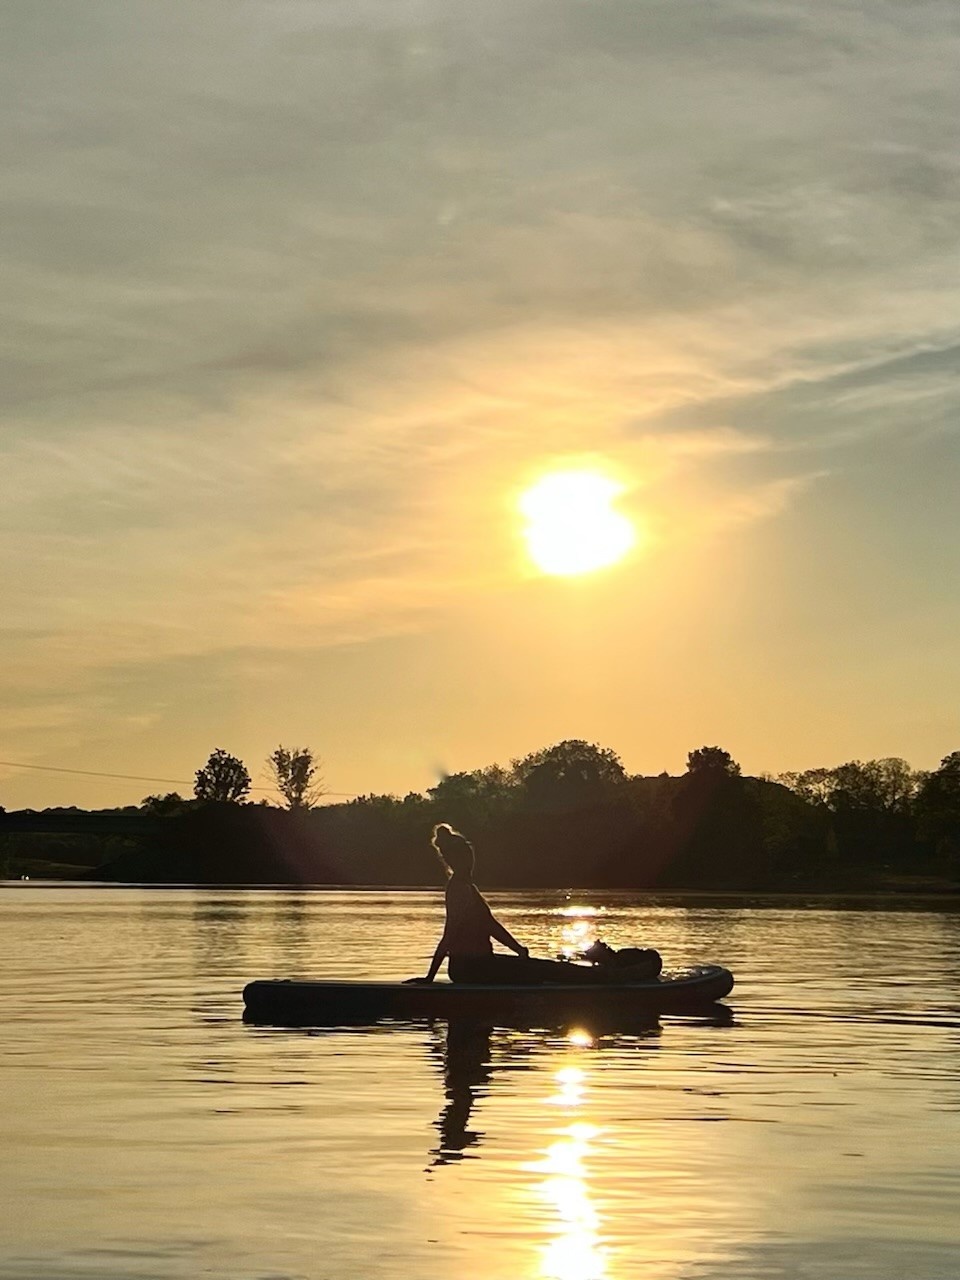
[{"x1": 520, "y1": 470, "x2": 636, "y2": 577}]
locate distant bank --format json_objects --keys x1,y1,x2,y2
[{"x1": 3, "y1": 759, "x2": 958, "y2": 895}]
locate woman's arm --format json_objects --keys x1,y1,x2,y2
[
  {"x1": 422, "y1": 930, "x2": 449, "y2": 982},
  {"x1": 488, "y1": 913, "x2": 528, "y2": 958}
]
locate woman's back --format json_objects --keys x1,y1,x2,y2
[
  {"x1": 444, "y1": 875, "x2": 493, "y2": 956},
  {"x1": 416, "y1": 823, "x2": 529, "y2": 983}
]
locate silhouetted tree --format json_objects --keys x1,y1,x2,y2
[
  {"x1": 830, "y1": 759, "x2": 921, "y2": 868},
  {"x1": 667, "y1": 745, "x2": 763, "y2": 886},
  {"x1": 428, "y1": 765, "x2": 513, "y2": 829},
  {"x1": 194, "y1": 749, "x2": 250, "y2": 803},
  {"x1": 831, "y1": 758, "x2": 918, "y2": 814},
  {"x1": 16, "y1": 733, "x2": 957, "y2": 890},
  {"x1": 780, "y1": 758, "x2": 919, "y2": 815},
  {"x1": 336, "y1": 790, "x2": 435, "y2": 883},
  {"x1": 686, "y1": 746, "x2": 741, "y2": 777},
  {"x1": 512, "y1": 740, "x2": 627, "y2": 811},
  {"x1": 777, "y1": 767, "x2": 836, "y2": 805},
  {"x1": 916, "y1": 751, "x2": 960, "y2": 872},
  {"x1": 779, "y1": 758, "x2": 922, "y2": 869},
  {"x1": 268, "y1": 746, "x2": 323, "y2": 809},
  {"x1": 140, "y1": 792, "x2": 189, "y2": 816}
]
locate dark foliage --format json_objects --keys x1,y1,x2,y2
[
  {"x1": 194, "y1": 749, "x2": 251, "y2": 803},
  {"x1": 268, "y1": 746, "x2": 323, "y2": 809},
  {"x1": 3, "y1": 741, "x2": 958, "y2": 890}
]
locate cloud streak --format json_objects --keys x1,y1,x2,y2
[{"x1": 2, "y1": 0, "x2": 959, "y2": 791}]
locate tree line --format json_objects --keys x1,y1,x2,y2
[{"x1": 2, "y1": 739, "x2": 958, "y2": 889}]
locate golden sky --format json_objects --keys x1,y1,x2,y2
[{"x1": 2, "y1": 2, "x2": 959, "y2": 808}]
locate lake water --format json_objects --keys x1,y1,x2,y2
[{"x1": 2, "y1": 886, "x2": 959, "y2": 1280}]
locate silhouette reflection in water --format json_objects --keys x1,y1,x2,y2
[
  {"x1": 427, "y1": 1019, "x2": 496, "y2": 1167},
  {"x1": 243, "y1": 1003, "x2": 733, "y2": 1277},
  {"x1": 423, "y1": 1006, "x2": 732, "y2": 1174},
  {"x1": 424, "y1": 1017, "x2": 660, "y2": 1175},
  {"x1": 423, "y1": 1011, "x2": 731, "y2": 1279}
]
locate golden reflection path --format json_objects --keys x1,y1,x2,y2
[{"x1": 529, "y1": 1032, "x2": 607, "y2": 1280}]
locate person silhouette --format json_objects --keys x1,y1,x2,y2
[
  {"x1": 410, "y1": 824, "x2": 529, "y2": 984},
  {"x1": 409, "y1": 824, "x2": 605, "y2": 985}
]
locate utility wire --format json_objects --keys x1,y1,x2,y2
[{"x1": 0, "y1": 759, "x2": 357, "y2": 798}]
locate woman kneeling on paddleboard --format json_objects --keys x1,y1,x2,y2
[
  {"x1": 412, "y1": 824, "x2": 608, "y2": 985},
  {"x1": 411, "y1": 824, "x2": 528, "y2": 984}
]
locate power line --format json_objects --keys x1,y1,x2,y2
[
  {"x1": 0, "y1": 759, "x2": 357, "y2": 798},
  {"x1": 1, "y1": 760, "x2": 208, "y2": 787}
]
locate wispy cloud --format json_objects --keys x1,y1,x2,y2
[{"x1": 2, "y1": 0, "x2": 959, "y2": 787}]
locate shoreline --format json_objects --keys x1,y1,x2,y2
[{"x1": 4, "y1": 879, "x2": 960, "y2": 909}]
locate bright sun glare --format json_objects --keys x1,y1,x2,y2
[{"x1": 520, "y1": 470, "x2": 636, "y2": 577}]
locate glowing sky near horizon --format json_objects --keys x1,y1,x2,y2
[{"x1": 1, "y1": 1, "x2": 959, "y2": 809}]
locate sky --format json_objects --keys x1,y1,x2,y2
[{"x1": 2, "y1": 0, "x2": 959, "y2": 810}]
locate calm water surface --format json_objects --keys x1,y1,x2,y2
[{"x1": 2, "y1": 887, "x2": 959, "y2": 1279}]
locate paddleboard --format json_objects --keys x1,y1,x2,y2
[{"x1": 243, "y1": 964, "x2": 734, "y2": 1025}]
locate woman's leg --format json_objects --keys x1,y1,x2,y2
[
  {"x1": 449, "y1": 954, "x2": 532, "y2": 984},
  {"x1": 448, "y1": 952, "x2": 663, "y2": 985},
  {"x1": 450, "y1": 954, "x2": 602, "y2": 985},
  {"x1": 523, "y1": 957, "x2": 604, "y2": 984}
]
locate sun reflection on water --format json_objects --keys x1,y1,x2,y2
[
  {"x1": 535, "y1": 1121, "x2": 606, "y2": 1279},
  {"x1": 559, "y1": 916, "x2": 599, "y2": 960},
  {"x1": 532, "y1": 1049, "x2": 606, "y2": 1280},
  {"x1": 567, "y1": 1029, "x2": 594, "y2": 1049},
  {"x1": 549, "y1": 1065, "x2": 585, "y2": 1107}
]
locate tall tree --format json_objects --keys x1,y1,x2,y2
[
  {"x1": 512, "y1": 740, "x2": 627, "y2": 811},
  {"x1": 194, "y1": 749, "x2": 251, "y2": 803},
  {"x1": 672, "y1": 745, "x2": 759, "y2": 887},
  {"x1": 268, "y1": 746, "x2": 323, "y2": 809},
  {"x1": 686, "y1": 746, "x2": 741, "y2": 777}
]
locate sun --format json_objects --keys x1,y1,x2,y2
[{"x1": 519, "y1": 470, "x2": 636, "y2": 577}]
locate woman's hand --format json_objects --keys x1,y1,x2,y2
[
  {"x1": 403, "y1": 976, "x2": 433, "y2": 984},
  {"x1": 516, "y1": 945, "x2": 530, "y2": 959}
]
